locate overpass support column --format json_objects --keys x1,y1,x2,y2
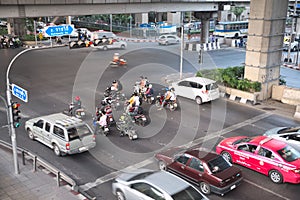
[
  {"x1": 244, "y1": 0, "x2": 288, "y2": 100},
  {"x1": 195, "y1": 12, "x2": 212, "y2": 43},
  {"x1": 7, "y1": 18, "x2": 26, "y2": 37}
]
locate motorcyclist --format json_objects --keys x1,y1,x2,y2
[
  {"x1": 69, "y1": 96, "x2": 82, "y2": 115},
  {"x1": 113, "y1": 53, "x2": 120, "y2": 64},
  {"x1": 111, "y1": 80, "x2": 119, "y2": 91},
  {"x1": 126, "y1": 92, "x2": 140, "y2": 114},
  {"x1": 158, "y1": 88, "x2": 171, "y2": 110},
  {"x1": 144, "y1": 84, "x2": 154, "y2": 100},
  {"x1": 169, "y1": 87, "x2": 176, "y2": 102},
  {"x1": 97, "y1": 110, "x2": 108, "y2": 130}
]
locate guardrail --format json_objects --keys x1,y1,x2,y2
[{"x1": 0, "y1": 140, "x2": 77, "y2": 190}]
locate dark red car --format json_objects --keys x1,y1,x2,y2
[{"x1": 155, "y1": 147, "x2": 243, "y2": 196}]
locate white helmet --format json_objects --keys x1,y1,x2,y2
[{"x1": 149, "y1": 84, "x2": 152, "y2": 88}]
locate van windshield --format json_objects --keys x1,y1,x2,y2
[{"x1": 67, "y1": 124, "x2": 92, "y2": 141}]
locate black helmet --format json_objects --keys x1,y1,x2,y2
[{"x1": 112, "y1": 80, "x2": 117, "y2": 84}]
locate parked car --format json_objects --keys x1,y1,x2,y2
[
  {"x1": 171, "y1": 77, "x2": 220, "y2": 104},
  {"x1": 264, "y1": 126, "x2": 300, "y2": 152},
  {"x1": 25, "y1": 113, "x2": 96, "y2": 156},
  {"x1": 91, "y1": 30, "x2": 116, "y2": 40},
  {"x1": 155, "y1": 147, "x2": 243, "y2": 196},
  {"x1": 216, "y1": 135, "x2": 300, "y2": 184},
  {"x1": 93, "y1": 38, "x2": 127, "y2": 50},
  {"x1": 158, "y1": 34, "x2": 180, "y2": 45},
  {"x1": 112, "y1": 168, "x2": 209, "y2": 200}
]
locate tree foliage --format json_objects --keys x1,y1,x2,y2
[{"x1": 231, "y1": 7, "x2": 246, "y2": 21}]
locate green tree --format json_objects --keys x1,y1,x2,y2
[{"x1": 231, "y1": 6, "x2": 246, "y2": 21}]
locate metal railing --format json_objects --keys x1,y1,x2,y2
[{"x1": 0, "y1": 139, "x2": 77, "y2": 190}]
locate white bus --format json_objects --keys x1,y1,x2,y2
[{"x1": 213, "y1": 21, "x2": 248, "y2": 38}]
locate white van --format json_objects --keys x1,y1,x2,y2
[{"x1": 91, "y1": 31, "x2": 116, "y2": 40}]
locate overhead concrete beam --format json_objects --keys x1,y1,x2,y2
[{"x1": 0, "y1": 3, "x2": 218, "y2": 18}]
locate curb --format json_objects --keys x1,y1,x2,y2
[
  {"x1": 282, "y1": 63, "x2": 300, "y2": 70},
  {"x1": 221, "y1": 92, "x2": 257, "y2": 105},
  {"x1": 118, "y1": 37, "x2": 158, "y2": 43}
]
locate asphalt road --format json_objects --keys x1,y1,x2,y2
[{"x1": 0, "y1": 44, "x2": 299, "y2": 200}]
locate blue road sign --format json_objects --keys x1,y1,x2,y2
[
  {"x1": 45, "y1": 25, "x2": 74, "y2": 37},
  {"x1": 11, "y1": 84, "x2": 28, "y2": 102}
]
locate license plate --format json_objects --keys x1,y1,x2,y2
[
  {"x1": 151, "y1": 97, "x2": 154, "y2": 100},
  {"x1": 110, "y1": 118, "x2": 113, "y2": 122},
  {"x1": 230, "y1": 185, "x2": 236, "y2": 190},
  {"x1": 81, "y1": 112, "x2": 85, "y2": 116},
  {"x1": 142, "y1": 117, "x2": 146, "y2": 121},
  {"x1": 79, "y1": 147, "x2": 87, "y2": 152}
]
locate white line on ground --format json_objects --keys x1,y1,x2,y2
[
  {"x1": 80, "y1": 112, "x2": 274, "y2": 193},
  {"x1": 243, "y1": 179, "x2": 291, "y2": 200}
]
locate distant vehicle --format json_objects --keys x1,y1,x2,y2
[
  {"x1": 155, "y1": 147, "x2": 243, "y2": 196},
  {"x1": 283, "y1": 37, "x2": 299, "y2": 51},
  {"x1": 25, "y1": 113, "x2": 96, "y2": 156},
  {"x1": 91, "y1": 30, "x2": 116, "y2": 41},
  {"x1": 171, "y1": 77, "x2": 220, "y2": 105},
  {"x1": 213, "y1": 21, "x2": 248, "y2": 38},
  {"x1": 0, "y1": 20, "x2": 7, "y2": 27},
  {"x1": 93, "y1": 38, "x2": 127, "y2": 50},
  {"x1": 112, "y1": 168, "x2": 209, "y2": 200},
  {"x1": 158, "y1": 34, "x2": 180, "y2": 45},
  {"x1": 264, "y1": 126, "x2": 300, "y2": 151},
  {"x1": 216, "y1": 135, "x2": 300, "y2": 184}
]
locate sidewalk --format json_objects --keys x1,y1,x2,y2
[{"x1": 0, "y1": 147, "x2": 86, "y2": 200}]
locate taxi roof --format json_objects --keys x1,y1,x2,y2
[{"x1": 251, "y1": 136, "x2": 287, "y2": 151}]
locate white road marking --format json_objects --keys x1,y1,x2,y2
[
  {"x1": 243, "y1": 179, "x2": 291, "y2": 200},
  {"x1": 80, "y1": 113, "x2": 277, "y2": 194}
]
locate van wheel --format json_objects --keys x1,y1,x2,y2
[
  {"x1": 27, "y1": 129, "x2": 34, "y2": 140},
  {"x1": 195, "y1": 97, "x2": 202, "y2": 105},
  {"x1": 53, "y1": 144, "x2": 61, "y2": 156},
  {"x1": 116, "y1": 190, "x2": 126, "y2": 200},
  {"x1": 200, "y1": 182, "x2": 211, "y2": 195},
  {"x1": 121, "y1": 44, "x2": 125, "y2": 49}
]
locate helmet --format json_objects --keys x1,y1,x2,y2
[
  {"x1": 149, "y1": 84, "x2": 152, "y2": 88},
  {"x1": 114, "y1": 53, "x2": 119, "y2": 56},
  {"x1": 75, "y1": 96, "x2": 80, "y2": 101},
  {"x1": 165, "y1": 87, "x2": 169, "y2": 91},
  {"x1": 112, "y1": 80, "x2": 117, "y2": 84},
  {"x1": 170, "y1": 87, "x2": 175, "y2": 92}
]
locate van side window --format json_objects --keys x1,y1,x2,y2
[
  {"x1": 53, "y1": 125, "x2": 65, "y2": 139},
  {"x1": 45, "y1": 122, "x2": 51, "y2": 132},
  {"x1": 190, "y1": 82, "x2": 202, "y2": 89},
  {"x1": 35, "y1": 120, "x2": 44, "y2": 129},
  {"x1": 178, "y1": 81, "x2": 190, "y2": 87}
]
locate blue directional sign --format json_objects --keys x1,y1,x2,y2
[
  {"x1": 45, "y1": 25, "x2": 74, "y2": 37},
  {"x1": 11, "y1": 84, "x2": 28, "y2": 102}
]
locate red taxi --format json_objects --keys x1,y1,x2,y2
[{"x1": 216, "y1": 135, "x2": 300, "y2": 184}]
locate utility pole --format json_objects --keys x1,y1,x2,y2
[{"x1": 287, "y1": 0, "x2": 298, "y2": 63}]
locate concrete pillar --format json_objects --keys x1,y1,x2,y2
[
  {"x1": 142, "y1": 13, "x2": 148, "y2": 24},
  {"x1": 66, "y1": 16, "x2": 72, "y2": 24},
  {"x1": 7, "y1": 18, "x2": 26, "y2": 36},
  {"x1": 201, "y1": 19, "x2": 210, "y2": 43},
  {"x1": 167, "y1": 12, "x2": 181, "y2": 27},
  {"x1": 195, "y1": 12, "x2": 212, "y2": 43},
  {"x1": 244, "y1": 0, "x2": 289, "y2": 100}
]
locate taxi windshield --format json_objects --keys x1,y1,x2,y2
[{"x1": 277, "y1": 146, "x2": 300, "y2": 162}]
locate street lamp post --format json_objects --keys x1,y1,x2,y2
[
  {"x1": 287, "y1": 0, "x2": 298, "y2": 63},
  {"x1": 180, "y1": 12, "x2": 184, "y2": 80},
  {"x1": 6, "y1": 48, "x2": 36, "y2": 174}
]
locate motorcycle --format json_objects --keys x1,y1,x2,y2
[
  {"x1": 93, "y1": 118, "x2": 110, "y2": 136},
  {"x1": 127, "y1": 106, "x2": 147, "y2": 126},
  {"x1": 63, "y1": 103, "x2": 86, "y2": 119},
  {"x1": 101, "y1": 96, "x2": 120, "y2": 111},
  {"x1": 144, "y1": 94, "x2": 155, "y2": 104},
  {"x1": 116, "y1": 114, "x2": 138, "y2": 140},
  {"x1": 155, "y1": 93, "x2": 178, "y2": 111},
  {"x1": 109, "y1": 58, "x2": 127, "y2": 67}
]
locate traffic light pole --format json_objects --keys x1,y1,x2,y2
[{"x1": 6, "y1": 48, "x2": 34, "y2": 175}]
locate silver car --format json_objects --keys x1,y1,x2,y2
[
  {"x1": 25, "y1": 113, "x2": 96, "y2": 156},
  {"x1": 112, "y1": 169, "x2": 208, "y2": 200},
  {"x1": 264, "y1": 126, "x2": 300, "y2": 152},
  {"x1": 158, "y1": 35, "x2": 180, "y2": 45}
]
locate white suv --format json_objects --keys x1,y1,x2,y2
[
  {"x1": 25, "y1": 113, "x2": 96, "y2": 156},
  {"x1": 172, "y1": 77, "x2": 220, "y2": 104}
]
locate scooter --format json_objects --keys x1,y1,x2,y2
[
  {"x1": 109, "y1": 58, "x2": 127, "y2": 67},
  {"x1": 127, "y1": 106, "x2": 147, "y2": 126},
  {"x1": 116, "y1": 114, "x2": 138, "y2": 140},
  {"x1": 63, "y1": 103, "x2": 86, "y2": 119},
  {"x1": 93, "y1": 117, "x2": 110, "y2": 136},
  {"x1": 144, "y1": 94, "x2": 155, "y2": 104},
  {"x1": 96, "y1": 105, "x2": 115, "y2": 127},
  {"x1": 155, "y1": 93, "x2": 178, "y2": 111}
]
